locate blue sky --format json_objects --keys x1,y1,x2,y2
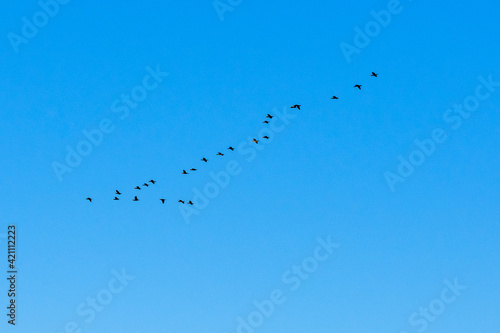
[{"x1": 1, "y1": 0, "x2": 499, "y2": 332}]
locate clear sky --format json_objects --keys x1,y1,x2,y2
[{"x1": 1, "y1": 0, "x2": 499, "y2": 332}]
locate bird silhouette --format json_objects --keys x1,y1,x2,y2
[
  {"x1": 190, "y1": 168, "x2": 197, "y2": 171},
  {"x1": 263, "y1": 136, "x2": 270, "y2": 139},
  {"x1": 201, "y1": 158, "x2": 208, "y2": 162},
  {"x1": 133, "y1": 196, "x2": 139, "y2": 201},
  {"x1": 86, "y1": 197, "x2": 92, "y2": 202},
  {"x1": 266, "y1": 114, "x2": 273, "y2": 119},
  {"x1": 142, "y1": 183, "x2": 149, "y2": 187},
  {"x1": 188, "y1": 201, "x2": 194, "y2": 205},
  {"x1": 149, "y1": 180, "x2": 156, "y2": 184},
  {"x1": 182, "y1": 170, "x2": 188, "y2": 174},
  {"x1": 331, "y1": 96, "x2": 339, "y2": 99},
  {"x1": 113, "y1": 197, "x2": 119, "y2": 201},
  {"x1": 252, "y1": 138, "x2": 259, "y2": 144},
  {"x1": 354, "y1": 85, "x2": 362, "y2": 90},
  {"x1": 115, "y1": 190, "x2": 121, "y2": 195},
  {"x1": 291, "y1": 105, "x2": 301, "y2": 110},
  {"x1": 134, "y1": 186, "x2": 141, "y2": 190},
  {"x1": 178, "y1": 200, "x2": 185, "y2": 204},
  {"x1": 160, "y1": 199, "x2": 165, "y2": 204},
  {"x1": 217, "y1": 152, "x2": 224, "y2": 156},
  {"x1": 263, "y1": 120, "x2": 269, "y2": 124},
  {"x1": 371, "y1": 72, "x2": 378, "y2": 77},
  {"x1": 228, "y1": 147, "x2": 235, "y2": 151}
]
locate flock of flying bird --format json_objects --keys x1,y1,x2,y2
[{"x1": 85, "y1": 72, "x2": 379, "y2": 205}]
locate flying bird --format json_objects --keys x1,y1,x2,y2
[
  {"x1": 142, "y1": 183, "x2": 149, "y2": 187},
  {"x1": 354, "y1": 85, "x2": 362, "y2": 90},
  {"x1": 115, "y1": 190, "x2": 121, "y2": 195},
  {"x1": 228, "y1": 147, "x2": 235, "y2": 151},
  {"x1": 113, "y1": 197, "x2": 119, "y2": 201},
  {"x1": 133, "y1": 196, "x2": 139, "y2": 201},
  {"x1": 252, "y1": 138, "x2": 259, "y2": 144},
  {"x1": 86, "y1": 197, "x2": 92, "y2": 202},
  {"x1": 188, "y1": 201, "x2": 194, "y2": 205},
  {"x1": 149, "y1": 180, "x2": 156, "y2": 184},
  {"x1": 182, "y1": 170, "x2": 188, "y2": 174},
  {"x1": 331, "y1": 96, "x2": 339, "y2": 99},
  {"x1": 134, "y1": 186, "x2": 141, "y2": 190},
  {"x1": 190, "y1": 168, "x2": 197, "y2": 171},
  {"x1": 266, "y1": 114, "x2": 273, "y2": 119},
  {"x1": 159, "y1": 199, "x2": 165, "y2": 204},
  {"x1": 201, "y1": 158, "x2": 208, "y2": 162},
  {"x1": 263, "y1": 120, "x2": 269, "y2": 124},
  {"x1": 263, "y1": 136, "x2": 270, "y2": 139},
  {"x1": 371, "y1": 72, "x2": 378, "y2": 77},
  {"x1": 178, "y1": 200, "x2": 185, "y2": 204},
  {"x1": 217, "y1": 152, "x2": 224, "y2": 156},
  {"x1": 291, "y1": 105, "x2": 301, "y2": 110}
]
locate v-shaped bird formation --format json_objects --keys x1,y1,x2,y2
[{"x1": 85, "y1": 71, "x2": 379, "y2": 205}]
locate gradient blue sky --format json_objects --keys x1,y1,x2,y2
[{"x1": 1, "y1": 0, "x2": 499, "y2": 332}]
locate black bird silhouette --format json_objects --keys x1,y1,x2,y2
[
  {"x1": 182, "y1": 170, "x2": 188, "y2": 174},
  {"x1": 134, "y1": 186, "x2": 141, "y2": 190},
  {"x1": 190, "y1": 168, "x2": 197, "y2": 171},
  {"x1": 149, "y1": 180, "x2": 156, "y2": 184},
  {"x1": 133, "y1": 196, "x2": 139, "y2": 201},
  {"x1": 113, "y1": 197, "x2": 119, "y2": 201},
  {"x1": 188, "y1": 201, "x2": 194, "y2": 205},
  {"x1": 86, "y1": 197, "x2": 92, "y2": 202},
  {"x1": 354, "y1": 85, "x2": 362, "y2": 90},
  {"x1": 115, "y1": 190, "x2": 121, "y2": 195},
  {"x1": 201, "y1": 158, "x2": 208, "y2": 162},
  {"x1": 266, "y1": 114, "x2": 273, "y2": 119},
  {"x1": 217, "y1": 152, "x2": 224, "y2": 156},
  {"x1": 263, "y1": 136, "x2": 270, "y2": 139},
  {"x1": 331, "y1": 96, "x2": 339, "y2": 99},
  {"x1": 291, "y1": 104, "x2": 301, "y2": 110},
  {"x1": 178, "y1": 200, "x2": 185, "y2": 204},
  {"x1": 252, "y1": 138, "x2": 259, "y2": 144},
  {"x1": 228, "y1": 147, "x2": 235, "y2": 151},
  {"x1": 371, "y1": 72, "x2": 378, "y2": 77},
  {"x1": 142, "y1": 183, "x2": 149, "y2": 187},
  {"x1": 159, "y1": 199, "x2": 165, "y2": 204},
  {"x1": 263, "y1": 120, "x2": 269, "y2": 124}
]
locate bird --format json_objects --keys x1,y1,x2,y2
[
  {"x1": 354, "y1": 85, "x2": 362, "y2": 90},
  {"x1": 188, "y1": 201, "x2": 194, "y2": 205},
  {"x1": 371, "y1": 72, "x2": 378, "y2": 77},
  {"x1": 134, "y1": 186, "x2": 141, "y2": 190},
  {"x1": 263, "y1": 120, "x2": 269, "y2": 124},
  {"x1": 331, "y1": 96, "x2": 339, "y2": 99},
  {"x1": 201, "y1": 158, "x2": 208, "y2": 162},
  {"x1": 113, "y1": 197, "x2": 119, "y2": 201},
  {"x1": 142, "y1": 183, "x2": 149, "y2": 187},
  {"x1": 252, "y1": 138, "x2": 259, "y2": 144},
  {"x1": 182, "y1": 170, "x2": 188, "y2": 174},
  {"x1": 115, "y1": 190, "x2": 121, "y2": 195},
  {"x1": 291, "y1": 104, "x2": 301, "y2": 110},
  {"x1": 86, "y1": 197, "x2": 92, "y2": 202},
  {"x1": 217, "y1": 152, "x2": 224, "y2": 156},
  {"x1": 266, "y1": 114, "x2": 273, "y2": 119},
  {"x1": 149, "y1": 180, "x2": 156, "y2": 184},
  {"x1": 178, "y1": 200, "x2": 185, "y2": 204},
  {"x1": 228, "y1": 147, "x2": 235, "y2": 151},
  {"x1": 263, "y1": 136, "x2": 270, "y2": 139},
  {"x1": 133, "y1": 196, "x2": 139, "y2": 201},
  {"x1": 190, "y1": 168, "x2": 197, "y2": 171},
  {"x1": 159, "y1": 199, "x2": 165, "y2": 204}
]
